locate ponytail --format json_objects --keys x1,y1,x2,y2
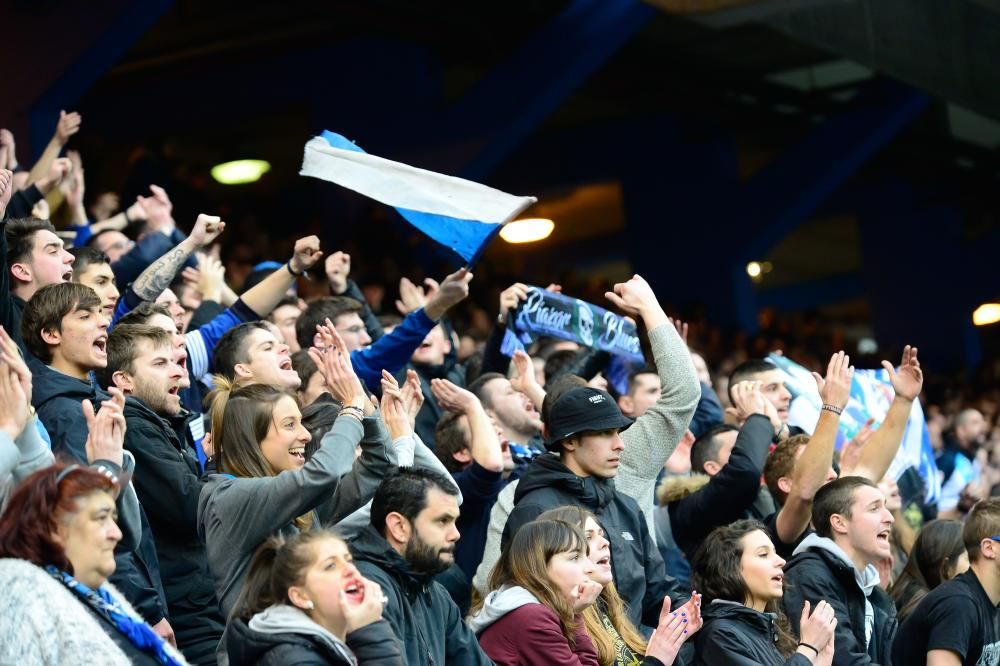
[{"x1": 230, "y1": 530, "x2": 343, "y2": 620}]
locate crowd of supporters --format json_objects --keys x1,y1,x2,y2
[{"x1": 0, "y1": 112, "x2": 997, "y2": 666}]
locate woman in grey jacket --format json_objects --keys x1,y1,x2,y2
[{"x1": 198, "y1": 325, "x2": 395, "y2": 617}]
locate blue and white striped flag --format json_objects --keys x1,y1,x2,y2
[
  {"x1": 300, "y1": 131, "x2": 537, "y2": 265},
  {"x1": 766, "y1": 353, "x2": 939, "y2": 505}
]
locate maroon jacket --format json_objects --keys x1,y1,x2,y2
[{"x1": 477, "y1": 603, "x2": 599, "y2": 666}]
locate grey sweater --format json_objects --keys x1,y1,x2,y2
[
  {"x1": 198, "y1": 414, "x2": 394, "y2": 617},
  {"x1": 473, "y1": 322, "x2": 700, "y2": 594}
]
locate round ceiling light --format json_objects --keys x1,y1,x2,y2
[{"x1": 499, "y1": 218, "x2": 555, "y2": 244}]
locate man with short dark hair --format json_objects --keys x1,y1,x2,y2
[
  {"x1": 468, "y1": 371, "x2": 544, "y2": 454},
  {"x1": 22, "y1": 283, "x2": 109, "y2": 461},
  {"x1": 783, "y1": 476, "x2": 898, "y2": 665},
  {"x1": 349, "y1": 467, "x2": 492, "y2": 666},
  {"x1": 503, "y1": 385, "x2": 692, "y2": 629},
  {"x1": 101, "y1": 323, "x2": 223, "y2": 665},
  {"x1": 1, "y1": 217, "x2": 75, "y2": 349},
  {"x1": 894, "y1": 498, "x2": 1000, "y2": 665},
  {"x1": 70, "y1": 246, "x2": 119, "y2": 319},
  {"x1": 938, "y1": 408, "x2": 990, "y2": 519}
]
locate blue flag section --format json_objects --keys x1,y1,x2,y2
[
  {"x1": 501, "y1": 286, "x2": 645, "y2": 366},
  {"x1": 766, "y1": 353, "x2": 940, "y2": 506},
  {"x1": 300, "y1": 131, "x2": 537, "y2": 265}
]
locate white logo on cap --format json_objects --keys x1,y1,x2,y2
[{"x1": 588, "y1": 394, "x2": 605, "y2": 404}]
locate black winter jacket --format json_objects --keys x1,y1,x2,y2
[
  {"x1": 504, "y1": 453, "x2": 688, "y2": 629},
  {"x1": 783, "y1": 546, "x2": 897, "y2": 666},
  {"x1": 123, "y1": 396, "x2": 224, "y2": 664},
  {"x1": 349, "y1": 526, "x2": 492, "y2": 666},
  {"x1": 694, "y1": 600, "x2": 812, "y2": 666},
  {"x1": 667, "y1": 414, "x2": 775, "y2": 559},
  {"x1": 227, "y1": 616, "x2": 405, "y2": 666}
]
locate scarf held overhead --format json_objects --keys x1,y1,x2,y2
[{"x1": 501, "y1": 286, "x2": 644, "y2": 364}]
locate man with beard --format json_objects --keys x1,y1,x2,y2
[
  {"x1": 350, "y1": 467, "x2": 492, "y2": 666},
  {"x1": 938, "y1": 408, "x2": 989, "y2": 519},
  {"x1": 98, "y1": 324, "x2": 224, "y2": 665}
]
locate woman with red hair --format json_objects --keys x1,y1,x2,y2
[{"x1": 0, "y1": 464, "x2": 189, "y2": 665}]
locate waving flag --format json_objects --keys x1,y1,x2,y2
[
  {"x1": 766, "y1": 353, "x2": 939, "y2": 505},
  {"x1": 300, "y1": 131, "x2": 536, "y2": 265}
]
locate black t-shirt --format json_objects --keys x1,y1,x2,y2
[
  {"x1": 762, "y1": 510, "x2": 811, "y2": 560},
  {"x1": 893, "y1": 570, "x2": 1000, "y2": 666}
]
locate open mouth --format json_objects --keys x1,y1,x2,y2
[
  {"x1": 279, "y1": 358, "x2": 293, "y2": 371},
  {"x1": 771, "y1": 573, "x2": 784, "y2": 585},
  {"x1": 595, "y1": 554, "x2": 611, "y2": 567},
  {"x1": 289, "y1": 446, "x2": 305, "y2": 463},
  {"x1": 167, "y1": 385, "x2": 180, "y2": 397},
  {"x1": 343, "y1": 579, "x2": 365, "y2": 603},
  {"x1": 92, "y1": 336, "x2": 107, "y2": 357},
  {"x1": 876, "y1": 530, "x2": 891, "y2": 544},
  {"x1": 62, "y1": 270, "x2": 73, "y2": 282}
]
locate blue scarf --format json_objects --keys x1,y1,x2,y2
[
  {"x1": 46, "y1": 566, "x2": 185, "y2": 665},
  {"x1": 500, "y1": 286, "x2": 645, "y2": 394}
]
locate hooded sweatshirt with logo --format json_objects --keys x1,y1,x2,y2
[
  {"x1": 227, "y1": 603, "x2": 404, "y2": 666},
  {"x1": 468, "y1": 584, "x2": 599, "y2": 666},
  {"x1": 503, "y1": 453, "x2": 688, "y2": 629},
  {"x1": 782, "y1": 533, "x2": 896, "y2": 665}
]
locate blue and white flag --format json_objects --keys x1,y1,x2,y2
[
  {"x1": 300, "y1": 131, "x2": 537, "y2": 265},
  {"x1": 766, "y1": 353, "x2": 940, "y2": 505}
]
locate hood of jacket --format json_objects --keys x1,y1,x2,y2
[
  {"x1": 227, "y1": 613, "x2": 353, "y2": 666},
  {"x1": 32, "y1": 362, "x2": 105, "y2": 406},
  {"x1": 250, "y1": 605, "x2": 354, "y2": 664},
  {"x1": 513, "y1": 453, "x2": 616, "y2": 509},
  {"x1": 657, "y1": 473, "x2": 709, "y2": 504},
  {"x1": 466, "y1": 585, "x2": 539, "y2": 635},
  {"x1": 793, "y1": 532, "x2": 880, "y2": 597},
  {"x1": 349, "y1": 525, "x2": 432, "y2": 597}
]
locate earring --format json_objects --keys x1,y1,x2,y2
[{"x1": 304, "y1": 601, "x2": 314, "y2": 610}]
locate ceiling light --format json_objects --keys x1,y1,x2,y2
[
  {"x1": 211, "y1": 159, "x2": 271, "y2": 185},
  {"x1": 973, "y1": 303, "x2": 1000, "y2": 326},
  {"x1": 500, "y1": 218, "x2": 554, "y2": 244},
  {"x1": 746, "y1": 261, "x2": 762, "y2": 278}
]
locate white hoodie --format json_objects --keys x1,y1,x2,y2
[{"x1": 466, "y1": 585, "x2": 541, "y2": 635}]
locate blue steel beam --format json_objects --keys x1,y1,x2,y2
[
  {"x1": 439, "y1": 0, "x2": 656, "y2": 180},
  {"x1": 728, "y1": 78, "x2": 929, "y2": 331},
  {"x1": 29, "y1": 0, "x2": 174, "y2": 160}
]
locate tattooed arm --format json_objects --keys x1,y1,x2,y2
[{"x1": 130, "y1": 214, "x2": 226, "y2": 302}]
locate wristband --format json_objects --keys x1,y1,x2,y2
[
  {"x1": 337, "y1": 410, "x2": 363, "y2": 424},
  {"x1": 286, "y1": 260, "x2": 306, "y2": 277},
  {"x1": 797, "y1": 642, "x2": 819, "y2": 657},
  {"x1": 821, "y1": 403, "x2": 844, "y2": 416},
  {"x1": 340, "y1": 405, "x2": 365, "y2": 419}
]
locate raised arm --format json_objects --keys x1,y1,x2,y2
[
  {"x1": 131, "y1": 214, "x2": 226, "y2": 302},
  {"x1": 240, "y1": 236, "x2": 323, "y2": 316},
  {"x1": 775, "y1": 352, "x2": 853, "y2": 544},
  {"x1": 431, "y1": 377, "x2": 504, "y2": 473},
  {"x1": 25, "y1": 111, "x2": 81, "y2": 188},
  {"x1": 847, "y1": 345, "x2": 923, "y2": 481},
  {"x1": 604, "y1": 276, "x2": 700, "y2": 479}
]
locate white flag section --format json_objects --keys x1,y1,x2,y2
[
  {"x1": 767, "y1": 353, "x2": 940, "y2": 505},
  {"x1": 300, "y1": 131, "x2": 537, "y2": 264}
]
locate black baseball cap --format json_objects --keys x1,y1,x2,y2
[{"x1": 546, "y1": 386, "x2": 633, "y2": 449}]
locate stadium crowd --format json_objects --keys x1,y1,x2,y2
[{"x1": 0, "y1": 112, "x2": 997, "y2": 666}]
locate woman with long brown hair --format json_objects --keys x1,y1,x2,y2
[
  {"x1": 537, "y1": 505, "x2": 698, "y2": 666},
  {"x1": 198, "y1": 324, "x2": 395, "y2": 617},
  {"x1": 888, "y1": 519, "x2": 968, "y2": 622},
  {"x1": 468, "y1": 518, "x2": 604, "y2": 665},
  {"x1": 690, "y1": 519, "x2": 837, "y2": 665}
]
